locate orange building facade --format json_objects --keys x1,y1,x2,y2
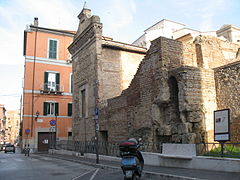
[{"x1": 22, "y1": 18, "x2": 74, "y2": 152}]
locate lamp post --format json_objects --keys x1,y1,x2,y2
[
  {"x1": 35, "y1": 110, "x2": 40, "y2": 121},
  {"x1": 55, "y1": 112, "x2": 58, "y2": 149}
]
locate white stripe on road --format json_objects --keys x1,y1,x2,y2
[
  {"x1": 41, "y1": 157, "x2": 51, "y2": 161},
  {"x1": 15, "y1": 158, "x2": 24, "y2": 162},
  {"x1": 89, "y1": 168, "x2": 100, "y2": 180},
  {"x1": 29, "y1": 158, "x2": 39, "y2": 161},
  {"x1": 71, "y1": 169, "x2": 95, "y2": 180}
]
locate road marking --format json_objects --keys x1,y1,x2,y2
[
  {"x1": 0, "y1": 159, "x2": 7, "y2": 163},
  {"x1": 41, "y1": 157, "x2": 51, "y2": 161},
  {"x1": 29, "y1": 158, "x2": 39, "y2": 161},
  {"x1": 71, "y1": 169, "x2": 95, "y2": 180},
  {"x1": 89, "y1": 168, "x2": 100, "y2": 180},
  {"x1": 15, "y1": 158, "x2": 24, "y2": 162}
]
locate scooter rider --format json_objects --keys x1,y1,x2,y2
[{"x1": 127, "y1": 138, "x2": 144, "y2": 172}]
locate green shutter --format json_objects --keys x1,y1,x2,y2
[
  {"x1": 71, "y1": 74, "x2": 73, "y2": 93},
  {"x1": 44, "y1": 72, "x2": 48, "y2": 90},
  {"x1": 49, "y1": 40, "x2": 57, "y2": 59},
  {"x1": 56, "y1": 73, "x2": 60, "y2": 91},
  {"x1": 43, "y1": 102, "x2": 48, "y2": 115},
  {"x1": 68, "y1": 103, "x2": 72, "y2": 116},
  {"x1": 55, "y1": 103, "x2": 59, "y2": 116}
]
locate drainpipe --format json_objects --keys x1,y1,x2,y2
[{"x1": 31, "y1": 18, "x2": 38, "y2": 141}]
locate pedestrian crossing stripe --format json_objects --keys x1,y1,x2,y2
[{"x1": 15, "y1": 158, "x2": 24, "y2": 162}]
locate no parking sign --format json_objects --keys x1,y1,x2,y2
[
  {"x1": 25, "y1": 128, "x2": 30, "y2": 135},
  {"x1": 50, "y1": 119, "x2": 56, "y2": 126}
]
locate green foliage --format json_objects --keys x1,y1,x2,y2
[{"x1": 204, "y1": 144, "x2": 240, "y2": 158}]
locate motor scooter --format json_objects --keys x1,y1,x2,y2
[{"x1": 119, "y1": 138, "x2": 144, "y2": 180}]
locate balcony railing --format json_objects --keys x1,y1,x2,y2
[{"x1": 40, "y1": 83, "x2": 64, "y2": 95}]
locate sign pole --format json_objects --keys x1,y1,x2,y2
[{"x1": 55, "y1": 114, "x2": 58, "y2": 149}]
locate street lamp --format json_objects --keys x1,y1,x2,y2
[
  {"x1": 35, "y1": 110, "x2": 40, "y2": 121},
  {"x1": 55, "y1": 112, "x2": 58, "y2": 149}
]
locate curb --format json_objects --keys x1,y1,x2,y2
[{"x1": 36, "y1": 153, "x2": 204, "y2": 180}]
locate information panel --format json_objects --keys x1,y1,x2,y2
[{"x1": 214, "y1": 109, "x2": 230, "y2": 141}]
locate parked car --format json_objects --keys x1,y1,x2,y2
[{"x1": 4, "y1": 144, "x2": 15, "y2": 153}]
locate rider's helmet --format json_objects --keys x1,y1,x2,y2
[{"x1": 128, "y1": 138, "x2": 138, "y2": 144}]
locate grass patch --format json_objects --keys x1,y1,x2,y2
[{"x1": 203, "y1": 145, "x2": 240, "y2": 158}]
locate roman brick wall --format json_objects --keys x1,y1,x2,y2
[
  {"x1": 71, "y1": 42, "x2": 98, "y2": 141},
  {"x1": 214, "y1": 61, "x2": 240, "y2": 142},
  {"x1": 70, "y1": 11, "x2": 102, "y2": 141},
  {"x1": 99, "y1": 37, "x2": 206, "y2": 144},
  {"x1": 99, "y1": 36, "x2": 221, "y2": 145},
  {"x1": 98, "y1": 46, "x2": 145, "y2": 107},
  {"x1": 194, "y1": 36, "x2": 239, "y2": 69},
  {"x1": 70, "y1": 10, "x2": 146, "y2": 142},
  {"x1": 181, "y1": 40, "x2": 198, "y2": 67}
]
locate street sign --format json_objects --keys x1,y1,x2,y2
[
  {"x1": 50, "y1": 119, "x2": 56, "y2": 126},
  {"x1": 25, "y1": 129, "x2": 30, "y2": 135},
  {"x1": 49, "y1": 126, "x2": 56, "y2": 132},
  {"x1": 95, "y1": 108, "x2": 99, "y2": 116}
]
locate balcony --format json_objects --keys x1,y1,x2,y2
[{"x1": 40, "y1": 83, "x2": 64, "y2": 95}]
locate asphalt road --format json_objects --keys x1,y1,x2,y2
[{"x1": 0, "y1": 150, "x2": 150, "y2": 180}]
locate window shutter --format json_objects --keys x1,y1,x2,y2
[
  {"x1": 71, "y1": 74, "x2": 73, "y2": 93},
  {"x1": 56, "y1": 73, "x2": 60, "y2": 91},
  {"x1": 55, "y1": 103, "x2": 59, "y2": 116},
  {"x1": 49, "y1": 40, "x2": 57, "y2": 59},
  {"x1": 43, "y1": 102, "x2": 48, "y2": 115},
  {"x1": 44, "y1": 72, "x2": 48, "y2": 90},
  {"x1": 68, "y1": 103, "x2": 72, "y2": 116},
  {"x1": 49, "y1": 40, "x2": 53, "y2": 58}
]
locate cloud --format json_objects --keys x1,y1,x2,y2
[
  {"x1": 174, "y1": 0, "x2": 229, "y2": 31},
  {"x1": 102, "y1": 0, "x2": 136, "y2": 41},
  {"x1": 0, "y1": 0, "x2": 81, "y2": 110},
  {"x1": 0, "y1": 0, "x2": 80, "y2": 65},
  {"x1": 198, "y1": 0, "x2": 228, "y2": 31}
]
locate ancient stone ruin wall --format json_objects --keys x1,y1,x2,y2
[
  {"x1": 193, "y1": 36, "x2": 239, "y2": 69},
  {"x1": 214, "y1": 61, "x2": 240, "y2": 142},
  {"x1": 69, "y1": 10, "x2": 103, "y2": 141},
  {"x1": 99, "y1": 37, "x2": 210, "y2": 145},
  {"x1": 180, "y1": 35, "x2": 240, "y2": 70},
  {"x1": 98, "y1": 45, "x2": 145, "y2": 108},
  {"x1": 181, "y1": 40, "x2": 198, "y2": 67}
]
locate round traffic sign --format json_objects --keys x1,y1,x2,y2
[
  {"x1": 25, "y1": 128, "x2": 30, "y2": 134},
  {"x1": 50, "y1": 119, "x2": 56, "y2": 126}
]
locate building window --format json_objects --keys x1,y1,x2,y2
[
  {"x1": 70, "y1": 73, "x2": 73, "y2": 93},
  {"x1": 68, "y1": 103, "x2": 72, "y2": 117},
  {"x1": 44, "y1": 72, "x2": 60, "y2": 91},
  {"x1": 48, "y1": 39, "x2": 58, "y2": 59},
  {"x1": 79, "y1": 84, "x2": 88, "y2": 118},
  {"x1": 43, "y1": 102, "x2": 59, "y2": 116},
  {"x1": 81, "y1": 89, "x2": 86, "y2": 118}
]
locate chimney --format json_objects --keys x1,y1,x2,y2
[{"x1": 34, "y1": 17, "x2": 38, "y2": 26}]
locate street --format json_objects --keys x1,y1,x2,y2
[{"x1": 0, "y1": 149, "x2": 151, "y2": 180}]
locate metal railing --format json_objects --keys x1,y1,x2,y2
[
  {"x1": 196, "y1": 142, "x2": 240, "y2": 158},
  {"x1": 55, "y1": 141, "x2": 240, "y2": 159},
  {"x1": 55, "y1": 140, "x2": 163, "y2": 157},
  {"x1": 40, "y1": 83, "x2": 64, "y2": 92}
]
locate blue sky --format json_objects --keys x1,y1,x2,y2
[{"x1": 0, "y1": 0, "x2": 239, "y2": 110}]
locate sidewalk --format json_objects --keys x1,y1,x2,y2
[{"x1": 39, "y1": 152, "x2": 240, "y2": 180}]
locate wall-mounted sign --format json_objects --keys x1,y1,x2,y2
[
  {"x1": 50, "y1": 119, "x2": 56, "y2": 126},
  {"x1": 25, "y1": 128, "x2": 30, "y2": 135},
  {"x1": 214, "y1": 109, "x2": 230, "y2": 141}
]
